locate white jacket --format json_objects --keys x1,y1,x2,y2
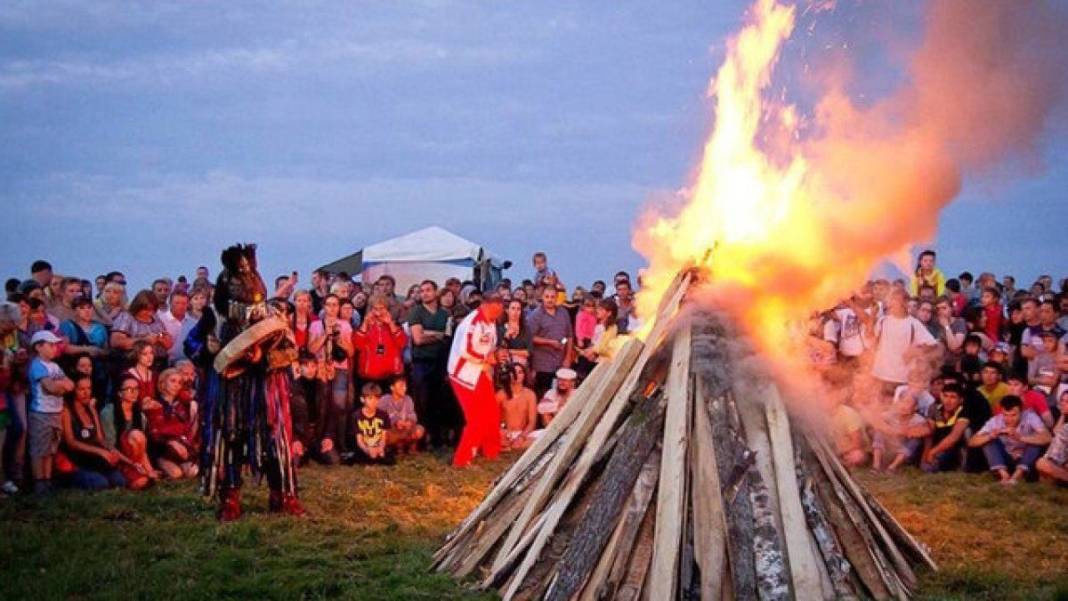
[{"x1": 448, "y1": 309, "x2": 497, "y2": 390}]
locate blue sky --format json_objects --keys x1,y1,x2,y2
[{"x1": 1, "y1": 1, "x2": 1065, "y2": 291}]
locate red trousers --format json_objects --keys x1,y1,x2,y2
[{"x1": 450, "y1": 375, "x2": 501, "y2": 468}]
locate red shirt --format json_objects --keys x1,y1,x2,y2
[
  {"x1": 144, "y1": 397, "x2": 195, "y2": 444},
  {"x1": 983, "y1": 303, "x2": 1003, "y2": 342},
  {"x1": 952, "y1": 293, "x2": 967, "y2": 317},
  {"x1": 126, "y1": 367, "x2": 156, "y2": 401},
  {"x1": 994, "y1": 389, "x2": 1049, "y2": 417},
  {"x1": 293, "y1": 315, "x2": 317, "y2": 351},
  {"x1": 352, "y1": 322, "x2": 408, "y2": 380}
]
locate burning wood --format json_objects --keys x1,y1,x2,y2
[{"x1": 433, "y1": 270, "x2": 936, "y2": 600}]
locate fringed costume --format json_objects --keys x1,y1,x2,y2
[{"x1": 190, "y1": 244, "x2": 304, "y2": 521}]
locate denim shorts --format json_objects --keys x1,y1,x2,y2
[{"x1": 29, "y1": 411, "x2": 63, "y2": 458}]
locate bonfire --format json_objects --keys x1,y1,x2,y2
[
  {"x1": 428, "y1": 0, "x2": 1039, "y2": 597},
  {"x1": 432, "y1": 267, "x2": 935, "y2": 600}
]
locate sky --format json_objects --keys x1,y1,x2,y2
[{"x1": 1, "y1": 1, "x2": 1065, "y2": 292}]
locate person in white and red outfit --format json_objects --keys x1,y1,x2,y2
[{"x1": 447, "y1": 293, "x2": 504, "y2": 468}]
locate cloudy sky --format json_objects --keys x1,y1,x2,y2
[{"x1": 2, "y1": 1, "x2": 1065, "y2": 291}]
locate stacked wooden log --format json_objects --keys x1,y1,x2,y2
[{"x1": 433, "y1": 271, "x2": 936, "y2": 600}]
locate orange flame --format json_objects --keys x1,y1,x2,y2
[
  {"x1": 634, "y1": 0, "x2": 1067, "y2": 369},
  {"x1": 635, "y1": 0, "x2": 823, "y2": 357}
]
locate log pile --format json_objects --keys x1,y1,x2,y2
[{"x1": 433, "y1": 270, "x2": 937, "y2": 600}]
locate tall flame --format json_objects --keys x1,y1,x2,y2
[
  {"x1": 636, "y1": 0, "x2": 823, "y2": 358},
  {"x1": 634, "y1": 0, "x2": 1067, "y2": 368}
]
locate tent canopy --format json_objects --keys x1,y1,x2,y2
[
  {"x1": 318, "y1": 226, "x2": 506, "y2": 292},
  {"x1": 362, "y1": 226, "x2": 501, "y2": 266}
]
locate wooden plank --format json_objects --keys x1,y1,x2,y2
[
  {"x1": 746, "y1": 455, "x2": 791, "y2": 601},
  {"x1": 543, "y1": 390, "x2": 667, "y2": 601},
  {"x1": 498, "y1": 274, "x2": 692, "y2": 601},
  {"x1": 734, "y1": 386, "x2": 790, "y2": 601},
  {"x1": 482, "y1": 511, "x2": 548, "y2": 590},
  {"x1": 447, "y1": 487, "x2": 528, "y2": 577},
  {"x1": 438, "y1": 353, "x2": 619, "y2": 561},
  {"x1": 491, "y1": 338, "x2": 643, "y2": 571},
  {"x1": 814, "y1": 438, "x2": 917, "y2": 594},
  {"x1": 578, "y1": 449, "x2": 660, "y2": 601},
  {"x1": 516, "y1": 465, "x2": 608, "y2": 601},
  {"x1": 436, "y1": 437, "x2": 561, "y2": 573},
  {"x1": 645, "y1": 328, "x2": 693, "y2": 601},
  {"x1": 764, "y1": 387, "x2": 826, "y2": 600},
  {"x1": 690, "y1": 396, "x2": 727, "y2": 601},
  {"x1": 795, "y1": 444, "x2": 860, "y2": 600},
  {"x1": 861, "y1": 488, "x2": 939, "y2": 572},
  {"x1": 691, "y1": 315, "x2": 758, "y2": 600},
  {"x1": 806, "y1": 438, "x2": 898, "y2": 600},
  {"x1": 617, "y1": 499, "x2": 658, "y2": 601}
]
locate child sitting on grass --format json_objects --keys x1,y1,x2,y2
[
  {"x1": 1036, "y1": 390, "x2": 1068, "y2": 486},
  {"x1": 350, "y1": 382, "x2": 395, "y2": 465},
  {"x1": 870, "y1": 395, "x2": 931, "y2": 473},
  {"x1": 892, "y1": 370, "x2": 936, "y2": 415},
  {"x1": 379, "y1": 376, "x2": 425, "y2": 454},
  {"x1": 498, "y1": 363, "x2": 539, "y2": 451},
  {"x1": 143, "y1": 368, "x2": 199, "y2": 480}
]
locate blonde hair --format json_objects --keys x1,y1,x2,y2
[
  {"x1": 329, "y1": 281, "x2": 350, "y2": 296},
  {"x1": 158, "y1": 368, "x2": 182, "y2": 391}
]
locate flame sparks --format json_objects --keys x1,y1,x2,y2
[
  {"x1": 634, "y1": 0, "x2": 1067, "y2": 370},
  {"x1": 635, "y1": 0, "x2": 822, "y2": 358}
]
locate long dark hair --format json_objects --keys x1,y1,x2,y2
[
  {"x1": 915, "y1": 250, "x2": 936, "y2": 276},
  {"x1": 501, "y1": 299, "x2": 528, "y2": 336},
  {"x1": 499, "y1": 362, "x2": 527, "y2": 400},
  {"x1": 598, "y1": 298, "x2": 619, "y2": 327}
]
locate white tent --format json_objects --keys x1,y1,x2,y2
[{"x1": 320, "y1": 226, "x2": 507, "y2": 294}]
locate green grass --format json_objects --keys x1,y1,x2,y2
[
  {"x1": 0, "y1": 451, "x2": 503, "y2": 601},
  {"x1": 857, "y1": 470, "x2": 1068, "y2": 601},
  {"x1": 1, "y1": 456, "x2": 1066, "y2": 600}
]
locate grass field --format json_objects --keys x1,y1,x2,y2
[{"x1": 1, "y1": 452, "x2": 1066, "y2": 600}]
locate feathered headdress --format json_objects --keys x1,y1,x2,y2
[{"x1": 220, "y1": 244, "x2": 258, "y2": 273}]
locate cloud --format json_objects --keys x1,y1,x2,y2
[
  {"x1": 2, "y1": 170, "x2": 654, "y2": 287},
  {"x1": 0, "y1": 36, "x2": 532, "y2": 90}
]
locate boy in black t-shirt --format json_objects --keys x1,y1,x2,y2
[{"x1": 349, "y1": 382, "x2": 395, "y2": 465}]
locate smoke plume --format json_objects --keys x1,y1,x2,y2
[{"x1": 633, "y1": 0, "x2": 1068, "y2": 372}]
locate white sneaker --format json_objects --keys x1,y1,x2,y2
[{"x1": 0, "y1": 481, "x2": 18, "y2": 495}]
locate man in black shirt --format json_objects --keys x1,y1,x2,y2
[
  {"x1": 922, "y1": 383, "x2": 970, "y2": 472},
  {"x1": 407, "y1": 280, "x2": 454, "y2": 447},
  {"x1": 309, "y1": 269, "x2": 330, "y2": 315},
  {"x1": 940, "y1": 372, "x2": 992, "y2": 472}
]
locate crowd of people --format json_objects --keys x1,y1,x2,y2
[
  {"x1": 820, "y1": 251, "x2": 1068, "y2": 487},
  {"x1": 1, "y1": 247, "x2": 1064, "y2": 515},
  {"x1": 0, "y1": 251, "x2": 637, "y2": 507}
]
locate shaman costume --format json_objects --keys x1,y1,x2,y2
[{"x1": 188, "y1": 244, "x2": 303, "y2": 521}]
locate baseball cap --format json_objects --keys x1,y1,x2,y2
[{"x1": 30, "y1": 330, "x2": 61, "y2": 346}]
